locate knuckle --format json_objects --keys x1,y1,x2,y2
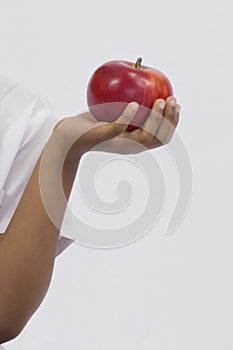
[
  {"x1": 140, "y1": 133, "x2": 150, "y2": 143},
  {"x1": 156, "y1": 131, "x2": 166, "y2": 145},
  {"x1": 151, "y1": 111, "x2": 163, "y2": 124},
  {"x1": 112, "y1": 123, "x2": 123, "y2": 134},
  {"x1": 164, "y1": 117, "x2": 173, "y2": 128}
]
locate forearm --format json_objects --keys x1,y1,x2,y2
[{"x1": 0, "y1": 131, "x2": 79, "y2": 341}]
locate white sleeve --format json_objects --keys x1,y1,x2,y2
[{"x1": 0, "y1": 77, "x2": 73, "y2": 256}]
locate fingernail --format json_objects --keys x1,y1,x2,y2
[
  {"x1": 159, "y1": 101, "x2": 166, "y2": 109},
  {"x1": 131, "y1": 103, "x2": 139, "y2": 112},
  {"x1": 170, "y1": 98, "x2": 176, "y2": 107}
]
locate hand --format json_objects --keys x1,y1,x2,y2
[
  {"x1": 113, "y1": 96, "x2": 180, "y2": 154},
  {"x1": 53, "y1": 96, "x2": 180, "y2": 162}
]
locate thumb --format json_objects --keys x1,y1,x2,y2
[
  {"x1": 109, "y1": 102, "x2": 139, "y2": 137},
  {"x1": 84, "y1": 102, "x2": 139, "y2": 150}
]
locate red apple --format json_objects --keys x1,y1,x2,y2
[{"x1": 86, "y1": 57, "x2": 173, "y2": 131}]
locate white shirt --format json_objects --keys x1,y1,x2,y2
[{"x1": 0, "y1": 76, "x2": 73, "y2": 256}]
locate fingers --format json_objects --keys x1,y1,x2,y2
[
  {"x1": 138, "y1": 99, "x2": 166, "y2": 141},
  {"x1": 173, "y1": 104, "x2": 181, "y2": 128},
  {"x1": 89, "y1": 102, "x2": 139, "y2": 147},
  {"x1": 163, "y1": 96, "x2": 180, "y2": 129},
  {"x1": 127, "y1": 96, "x2": 180, "y2": 152},
  {"x1": 109, "y1": 102, "x2": 139, "y2": 136},
  {"x1": 92, "y1": 97, "x2": 180, "y2": 155},
  {"x1": 164, "y1": 96, "x2": 177, "y2": 126},
  {"x1": 114, "y1": 97, "x2": 181, "y2": 151},
  {"x1": 124, "y1": 99, "x2": 166, "y2": 149},
  {"x1": 154, "y1": 97, "x2": 180, "y2": 145}
]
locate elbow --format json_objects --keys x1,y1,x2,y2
[
  {"x1": 0, "y1": 326, "x2": 21, "y2": 344},
  {"x1": 0, "y1": 303, "x2": 29, "y2": 344},
  {"x1": 0, "y1": 303, "x2": 34, "y2": 344}
]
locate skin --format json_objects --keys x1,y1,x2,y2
[{"x1": 0, "y1": 96, "x2": 180, "y2": 343}]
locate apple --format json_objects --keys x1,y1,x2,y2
[{"x1": 86, "y1": 57, "x2": 173, "y2": 131}]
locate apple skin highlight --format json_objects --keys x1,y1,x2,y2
[{"x1": 87, "y1": 58, "x2": 173, "y2": 131}]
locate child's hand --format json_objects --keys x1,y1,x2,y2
[
  {"x1": 53, "y1": 96, "x2": 180, "y2": 162},
  {"x1": 112, "y1": 96, "x2": 180, "y2": 154}
]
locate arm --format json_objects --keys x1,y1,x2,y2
[
  {"x1": 0, "y1": 97, "x2": 180, "y2": 343},
  {"x1": 0, "y1": 103, "x2": 138, "y2": 342},
  {"x1": 0, "y1": 132, "x2": 79, "y2": 343}
]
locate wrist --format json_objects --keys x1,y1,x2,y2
[
  {"x1": 46, "y1": 127, "x2": 82, "y2": 200},
  {"x1": 51, "y1": 116, "x2": 85, "y2": 162}
]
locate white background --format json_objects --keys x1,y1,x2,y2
[{"x1": 1, "y1": 0, "x2": 233, "y2": 349}]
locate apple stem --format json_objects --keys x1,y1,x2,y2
[{"x1": 135, "y1": 57, "x2": 142, "y2": 69}]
